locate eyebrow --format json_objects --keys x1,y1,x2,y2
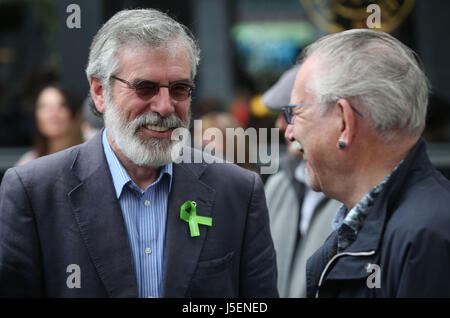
[
  {"x1": 132, "y1": 78, "x2": 193, "y2": 86},
  {"x1": 291, "y1": 102, "x2": 313, "y2": 112}
]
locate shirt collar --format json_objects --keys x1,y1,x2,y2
[
  {"x1": 331, "y1": 161, "x2": 403, "y2": 252},
  {"x1": 102, "y1": 129, "x2": 173, "y2": 198},
  {"x1": 332, "y1": 162, "x2": 402, "y2": 231}
]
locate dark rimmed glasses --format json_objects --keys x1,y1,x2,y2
[
  {"x1": 281, "y1": 101, "x2": 364, "y2": 125},
  {"x1": 111, "y1": 75, "x2": 194, "y2": 101}
]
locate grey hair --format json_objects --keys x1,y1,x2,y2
[
  {"x1": 298, "y1": 29, "x2": 429, "y2": 139},
  {"x1": 86, "y1": 8, "x2": 200, "y2": 95}
]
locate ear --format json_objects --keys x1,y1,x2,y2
[
  {"x1": 336, "y1": 98, "x2": 357, "y2": 149},
  {"x1": 89, "y1": 77, "x2": 106, "y2": 114}
]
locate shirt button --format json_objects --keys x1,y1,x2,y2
[
  {"x1": 145, "y1": 247, "x2": 152, "y2": 254},
  {"x1": 144, "y1": 200, "x2": 150, "y2": 206}
]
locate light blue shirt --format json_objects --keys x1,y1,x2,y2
[{"x1": 102, "y1": 129, "x2": 173, "y2": 298}]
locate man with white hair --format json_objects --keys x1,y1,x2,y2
[
  {"x1": 285, "y1": 29, "x2": 450, "y2": 297},
  {"x1": 0, "y1": 9, "x2": 278, "y2": 298}
]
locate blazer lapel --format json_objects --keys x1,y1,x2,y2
[
  {"x1": 67, "y1": 133, "x2": 138, "y2": 297},
  {"x1": 162, "y1": 162, "x2": 216, "y2": 297}
]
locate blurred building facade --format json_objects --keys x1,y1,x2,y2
[{"x1": 1, "y1": 0, "x2": 449, "y2": 179}]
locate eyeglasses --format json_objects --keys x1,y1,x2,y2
[
  {"x1": 111, "y1": 75, "x2": 194, "y2": 101},
  {"x1": 281, "y1": 101, "x2": 364, "y2": 125}
]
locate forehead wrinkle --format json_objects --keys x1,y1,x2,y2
[
  {"x1": 110, "y1": 44, "x2": 193, "y2": 111},
  {"x1": 131, "y1": 78, "x2": 193, "y2": 86},
  {"x1": 300, "y1": 56, "x2": 323, "y2": 100},
  {"x1": 291, "y1": 66, "x2": 313, "y2": 104}
]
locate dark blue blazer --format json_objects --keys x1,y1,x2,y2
[
  {"x1": 306, "y1": 139, "x2": 450, "y2": 297},
  {"x1": 0, "y1": 132, "x2": 278, "y2": 298}
]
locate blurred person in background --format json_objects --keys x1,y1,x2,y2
[
  {"x1": 195, "y1": 111, "x2": 239, "y2": 160},
  {"x1": 81, "y1": 94, "x2": 104, "y2": 141},
  {"x1": 285, "y1": 29, "x2": 450, "y2": 297},
  {"x1": 263, "y1": 65, "x2": 341, "y2": 298},
  {"x1": 229, "y1": 89, "x2": 251, "y2": 128},
  {"x1": 195, "y1": 112, "x2": 257, "y2": 173},
  {"x1": 16, "y1": 83, "x2": 83, "y2": 166}
]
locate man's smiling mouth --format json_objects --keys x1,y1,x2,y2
[{"x1": 145, "y1": 124, "x2": 170, "y2": 132}]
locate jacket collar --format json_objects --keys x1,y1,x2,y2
[
  {"x1": 342, "y1": 138, "x2": 431, "y2": 253},
  {"x1": 162, "y1": 160, "x2": 216, "y2": 297},
  {"x1": 67, "y1": 131, "x2": 139, "y2": 297},
  {"x1": 324, "y1": 138, "x2": 432, "y2": 281}
]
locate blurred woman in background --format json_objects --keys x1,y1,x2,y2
[{"x1": 16, "y1": 83, "x2": 83, "y2": 166}]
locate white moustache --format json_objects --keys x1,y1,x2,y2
[
  {"x1": 290, "y1": 140, "x2": 303, "y2": 151},
  {"x1": 128, "y1": 113, "x2": 186, "y2": 133}
]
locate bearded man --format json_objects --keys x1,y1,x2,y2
[{"x1": 0, "y1": 9, "x2": 278, "y2": 298}]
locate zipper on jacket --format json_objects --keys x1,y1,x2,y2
[{"x1": 315, "y1": 250, "x2": 376, "y2": 298}]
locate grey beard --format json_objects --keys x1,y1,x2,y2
[{"x1": 103, "y1": 96, "x2": 190, "y2": 167}]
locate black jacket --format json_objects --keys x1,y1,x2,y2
[{"x1": 306, "y1": 138, "x2": 450, "y2": 297}]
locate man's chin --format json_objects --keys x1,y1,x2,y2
[
  {"x1": 304, "y1": 164, "x2": 320, "y2": 192},
  {"x1": 127, "y1": 152, "x2": 173, "y2": 168}
]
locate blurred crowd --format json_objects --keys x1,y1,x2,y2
[{"x1": 14, "y1": 82, "x2": 103, "y2": 167}]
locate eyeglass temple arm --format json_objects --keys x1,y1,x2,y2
[{"x1": 284, "y1": 101, "x2": 364, "y2": 118}]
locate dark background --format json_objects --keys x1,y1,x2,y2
[{"x1": 0, "y1": 0, "x2": 449, "y2": 179}]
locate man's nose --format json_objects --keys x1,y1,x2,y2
[
  {"x1": 284, "y1": 124, "x2": 295, "y2": 142},
  {"x1": 275, "y1": 113, "x2": 287, "y2": 132},
  {"x1": 150, "y1": 86, "x2": 175, "y2": 117}
]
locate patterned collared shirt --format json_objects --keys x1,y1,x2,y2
[
  {"x1": 332, "y1": 163, "x2": 402, "y2": 252},
  {"x1": 102, "y1": 129, "x2": 173, "y2": 298}
]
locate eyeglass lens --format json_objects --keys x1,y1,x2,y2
[
  {"x1": 283, "y1": 107, "x2": 294, "y2": 124},
  {"x1": 134, "y1": 82, "x2": 192, "y2": 101}
]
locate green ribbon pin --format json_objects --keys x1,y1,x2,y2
[{"x1": 180, "y1": 200, "x2": 212, "y2": 237}]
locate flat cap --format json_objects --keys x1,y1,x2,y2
[{"x1": 261, "y1": 64, "x2": 301, "y2": 110}]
